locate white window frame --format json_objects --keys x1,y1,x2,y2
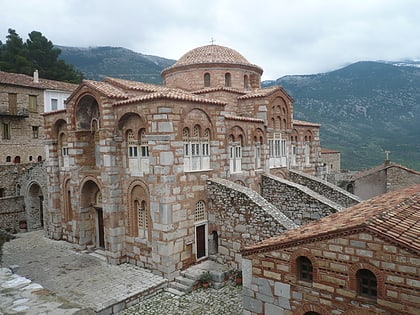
[
  {"x1": 229, "y1": 141, "x2": 242, "y2": 173},
  {"x1": 269, "y1": 134, "x2": 287, "y2": 168}
]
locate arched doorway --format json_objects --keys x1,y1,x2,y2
[
  {"x1": 26, "y1": 182, "x2": 44, "y2": 230},
  {"x1": 80, "y1": 179, "x2": 104, "y2": 248}
]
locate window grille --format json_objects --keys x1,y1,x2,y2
[{"x1": 195, "y1": 200, "x2": 206, "y2": 222}]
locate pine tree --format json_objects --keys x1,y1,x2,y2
[{"x1": 0, "y1": 29, "x2": 83, "y2": 83}]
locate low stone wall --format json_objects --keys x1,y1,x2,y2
[
  {"x1": 207, "y1": 178, "x2": 297, "y2": 268},
  {"x1": 386, "y1": 165, "x2": 420, "y2": 192},
  {"x1": 262, "y1": 174, "x2": 343, "y2": 226},
  {"x1": 289, "y1": 170, "x2": 361, "y2": 208}
]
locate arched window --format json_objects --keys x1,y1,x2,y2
[
  {"x1": 14, "y1": 156, "x2": 20, "y2": 164},
  {"x1": 297, "y1": 256, "x2": 313, "y2": 282},
  {"x1": 127, "y1": 129, "x2": 149, "y2": 175},
  {"x1": 244, "y1": 75, "x2": 249, "y2": 89},
  {"x1": 357, "y1": 269, "x2": 377, "y2": 299},
  {"x1": 204, "y1": 73, "x2": 210, "y2": 87},
  {"x1": 183, "y1": 125, "x2": 210, "y2": 171},
  {"x1": 6, "y1": 156, "x2": 11, "y2": 163},
  {"x1": 37, "y1": 155, "x2": 42, "y2": 162},
  {"x1": 268, "y1": 133, "x2": 287, "y2": 168},
  {"x1": 229, "y1": 135, "x2": 242, "y2": 174},
  {"x1": 225, "y1": 73, "x2": 231, "y2": 87},
  {"x1": 254, "y1": 137, "x2": 261, "y2": 169}
]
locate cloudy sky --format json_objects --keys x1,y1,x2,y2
[{"x1": 1, "y1": 0, "x2": 419, "y2": 80}]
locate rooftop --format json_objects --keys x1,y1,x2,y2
[
  {"x1": 242, "y1": 184, "x2": 420, "y2": 256},
  {"x1": 0, "y1": 71, "x2": 77, "y2": 92}
]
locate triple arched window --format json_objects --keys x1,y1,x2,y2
[
  {"x1": 183, "y1": 126, "x2": 210, "y2": 171},
  {"x1": 229, "y1": 135, "x2": 242, "y2": 173},
  {"x1": 127, "y1": 129, "x2": 149, "y2": 175}
]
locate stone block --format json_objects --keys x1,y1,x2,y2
[
  {"x1": 265, "y1": 303, "x2": 285, "y2": 315},
  {"x1": 274, "y1": 281, "x2": 290, "y2": 298},
  {"x1": 243, "y1": 296, "x2": 262, "y2": 314}
]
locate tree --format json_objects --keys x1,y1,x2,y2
[
  {"x1": 0, "y1": 28, "x2": 31, "y2": 74},
  {"x1": 0, "y1": 29, "x2": 83, "y2": 83}
]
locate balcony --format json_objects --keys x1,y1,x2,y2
[{"x1": 0, "y1": 108, "x2": 29, "y2": 117}]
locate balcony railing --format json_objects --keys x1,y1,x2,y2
[{"x1": 0, "y1": 108, "x2": 29, "y2": 117}]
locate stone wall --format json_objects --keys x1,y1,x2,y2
[
  {"x1": 262, "y1": 174, "x2": 343, "y2": 225},
  {"x1": 207, "y1": 178, "x2": 297, "y2": 268},
  {"x1": 0, "y1": 196, "x2": 25, "y2": 232},
  {"x1": 0, "y1": 162, "x2": 47, "y2": 232},
  {"x1": 386, "y1": 165, "x2": 420, "y2": 192},
  {"x1": 289, "y1": 170, "x2": 361, "y2": 208}
]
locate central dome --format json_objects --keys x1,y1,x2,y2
[
  {"x1": 161, "y1": 44, "x2": 263, "y2": 91},
  {"x1": 175, "y1": 44, "x2": 251, "y2": 67}
]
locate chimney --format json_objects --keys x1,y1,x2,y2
[
  {"x1": 384, "y1": 150, "x2": 391, "y2": 166},
  {"x1": 33, "y1": 69, "x2": 39, "y2": 83}
]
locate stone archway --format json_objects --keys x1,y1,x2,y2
[
  {"x1": 26, "y1": 182, "x2": 44, "y2": 230},
  {"x1": 80, "y1": 179, "x2": 104, "y2": 249}
]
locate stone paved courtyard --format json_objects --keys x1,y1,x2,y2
[
  {"x1": 1, "y1": 231, "x2": 243, "y2": 314},
  {"x1": 120, "y1": 283, "x2": 242, "y2": 315}
]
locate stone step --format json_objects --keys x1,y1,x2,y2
[
  {"x1": 175, "y1": 276, "x2": 197, "y2": 287},
  {"x1": 170, "y1": 281, "x2": 193, "y2": 293},
  {"x1": 165, "y1": 287, "x2": 185, "y2": 296},
  {"x1": 180, "y1": 269, "x2": 204, "y2": 281}
]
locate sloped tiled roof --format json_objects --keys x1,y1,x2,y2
[
  {"x1": 193, "y1": 86, "x2": 246, "y2": 96},
  {"x1": 83, "y1": 80, "x2": 129, "y2": 99},
  {"x1": 351, "y1": 162, "x2": 420, "y2": 181},
  {"x1": 242, "y1": 184, "x2": 420, "y2": 256},
  {"x1": 103, "y1": 77, "x2": 162, "y2": 92},
  {"x1": 292, "y1": 119, "x2": 321, "y2": 127},
  {"x1": 0, "y1": 71, "x2": 77, "y2": 92},
  {"x1": 113, "y1": 88, "x2": 226, "y2": 106},
  {"x1": 224, "y1": 114, "x2": 264, "y2": 123},
  {"x1": 238, "y1": 86, "x2": 287, "y2": 100}
]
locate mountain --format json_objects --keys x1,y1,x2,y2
[
  {"x1": 57, "y1": 46, "x2": 420, "y2": 171},
  {"x1": 57, "y1": 46, "x2": 175, "y2": 84},
  {"x1": 269, "y1": 61, "x2": 420, "y2": 171}
]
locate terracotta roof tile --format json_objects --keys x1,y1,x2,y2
[
  {"x1": 224, "y1": 114, "x2": 264, "y2": 123},
  {"x1": 83, "y1": 80, "x2": 129, "y2": 99},
  {"x1": 0, "y1": 71, "x2": 77, "y2": 92},
  {"x1": 113, "y1": 88, "x2": 226, "y2": 106},
  {"x1": 103, "y1": 77, "x2": 162, "y2": 92},
  {"x1": 242, "y1": 184, "x2": 420, "y2": 256},
  {"x1": 193, "y1": 86, "x2": 246, "y2": 95},
  {"x1": 292, "y1": 119, "x2": 321, "y2": 127},
  {"x1": 351, "y1": 162, "x2": 420, "y2": 180},
  {"x1": 238, "y1": 86, "x2": 283, "y2": 100},
  {"x1": 321, "y1": 148, "x2": 340, "y2": 154}
]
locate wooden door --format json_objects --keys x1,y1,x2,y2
[{"x1": 196, "y1": 224, "x2": 206, "y2": 259}]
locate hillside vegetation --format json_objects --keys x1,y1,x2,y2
[
  {"x1": 271, "y1": 61, "x2": 420, "y2": 170},
  {"x1": 58, "y1": 46, "x2": 420, "y2": 171},
  {"x1": 58, "y1": 46, "x2": 175, "y2": 84}
]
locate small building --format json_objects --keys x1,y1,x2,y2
[
  {"x1": 0, "y1": 70, "x2": 77, "y2": 164},
  {"x1": 241, "y1": 184, "x2": 420, "y2": 315},
  {"x1": 0, "y1": 71, "x2": 76, "y2": 232},
  {"x1": 347, "y1": 162, "x2": 420, "y2": 200}
]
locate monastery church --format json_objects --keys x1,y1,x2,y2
[{"x1": 43, "y1": 44, "x2": 348, "y2": 280}]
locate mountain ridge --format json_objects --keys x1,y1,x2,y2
[{"x1": 57, "y1": 46, "x2": 420, "y2": 171}]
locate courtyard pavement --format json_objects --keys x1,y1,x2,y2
[{"x1": 0, "y1": 231, "x2": 243, "y2": 314}]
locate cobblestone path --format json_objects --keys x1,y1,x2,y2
[{"x1": 120, "y1": 283, "x2": 243, "y2": 315}]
